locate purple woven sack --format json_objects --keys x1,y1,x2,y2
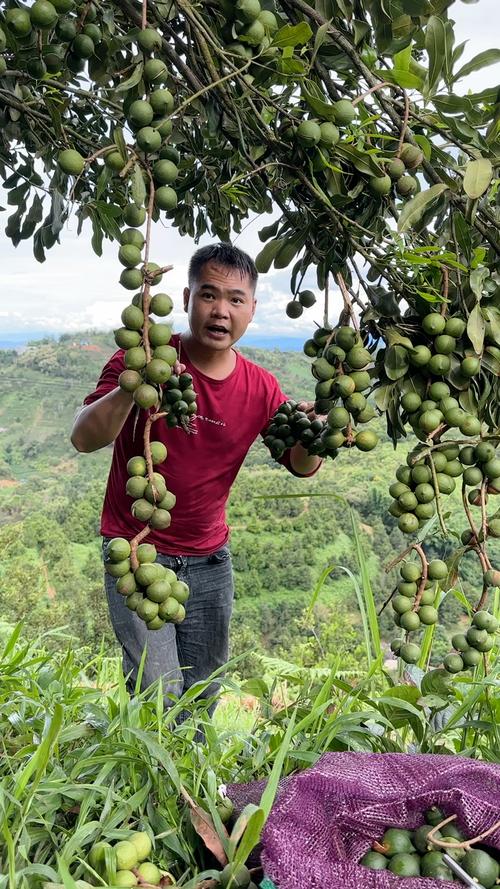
[{"x1": 234, "y1": 752, "x2": 500, "y2": 889}]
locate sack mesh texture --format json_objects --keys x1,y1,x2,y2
[{"x1": 230, "y1": 752, "x2": 500, "y2": 889}]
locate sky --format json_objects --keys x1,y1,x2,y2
[{"x1": 1, "y1": 0, "x2": 498, "y2": 342}]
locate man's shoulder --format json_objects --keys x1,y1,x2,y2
[
  {"x1": 100, "y1": 348, "x2": 126, "y2": 377},
  {"x1": 236, "y1": 350, "x2": 281, "y2": 391}
]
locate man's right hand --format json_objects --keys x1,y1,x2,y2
[
  {"x1": 71, "y1": 386, "x2": 134, "y2": 453},
  {"x1": 71, "y1": 360, "x2": 188, "y2": 453}
]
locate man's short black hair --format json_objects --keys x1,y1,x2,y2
[{"x1": 188, "y1": 242, "x2": 258, "y2": 291}]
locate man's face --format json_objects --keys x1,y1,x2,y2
[{"x1": 183, "y1": 261, "x2": 257, "y2": 350}]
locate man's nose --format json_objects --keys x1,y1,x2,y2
[{"x1": 210, "y1": 299, "x2": 229, "y2": 317}]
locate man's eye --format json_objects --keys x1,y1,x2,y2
[{"x1": 232, "y1": 298, "x2": 243, "y2": 304}]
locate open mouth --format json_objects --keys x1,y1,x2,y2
[{"x1": 206, "y1": 324, "x2": 230, "y2": 337}]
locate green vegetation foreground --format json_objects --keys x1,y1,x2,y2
[{"x1": 0, "y1": 616, "x2": 498, "y2": 888}]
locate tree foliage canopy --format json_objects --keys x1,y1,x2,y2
[{"x1": 1, "y1": 0, "x2": 498, "y2": 303}]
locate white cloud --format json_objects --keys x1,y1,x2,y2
[{"x1": 0, "y1": 207, "x2": 336, "y2": 338}]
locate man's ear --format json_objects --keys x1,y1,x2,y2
[
  {"x1": 183, "y1": 286, "x2": 190, "y2": 312},
  {"x1": 251, "y1": 297, "x2": 257, "y2": 320}
]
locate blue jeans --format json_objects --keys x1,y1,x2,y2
[{"x1": 103, "y1": 540, "x2": 234, "y2": 714}]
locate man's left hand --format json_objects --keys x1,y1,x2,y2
[
  {"x1": 297, "y1": 400, "x2": 327, "y2": 422},
  {"x1": 173, "y1": 360, "x2": 186, "y2": 376}
]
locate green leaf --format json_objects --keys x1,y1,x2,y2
[
  {"x1": 469, "y1": 266, "x2": 489, "y2": 300},
  {"x1": 353, "y1": 19, "x2": 370, "y2": 46},
  {"x1": 255, "y1": 238, "x2": 285, "y2": 273},
  {"x1": 452, "y1": 40, "x2": 467, "y2": 69},
  {"x1": 483, "y1": 347, "x2": 500, "y2": 376},
  {"x1": 240, "y1": 678, "x2": 269, "y2": 698},
  {"x1": 7, "y1": 184, "x2": 29, "y2": 206},
  {"x1": 373, "y1": 383, "x2": 394, "y2": 412},
  {"x1": 455, "y1": 48, "x2": 500, "y2": 81},
  {"x1": 231, "y1": 806, "x2": 265, "y2": 867},
  {"x1": 50, "y1": 191, "x2": 65, "y2": 238},
  {"x1": 33, "y1": 228, "x2": 46, "y2": 263},
  {"x1": 418, "y1": 694, "x2": 449, "y2": 710},
  {"x1": 0, "y1": 622, "x2": 24, "y2": 661},
  {"x1": 258, "y1": 220, "x2": 280, "y2": 243},
  {"x1": 443, "y1": 586, "x2": 472, "y2": 614},
  {"x1": 397, "y1": 183, "x2": 448, "y2": 232},
  {"x1": 442, "y1": 20, "x2": 454, "y2": 85},
  {"x1": 20, "y1": 194, "x2": 44, "y2": 240},
  {"x1": 414, "y1": 134, "x2": 432, "y2": 161},
  {"x1": 463, "y1": 158, "x2": 493, "y2": 199},
  {"x1": 453, "y1": 210, "x2": 471, "y2": 261},
  {"x1": 484, "y1": 307, "x2": 500, "y2": 344},
  {"x1": 467, "y1": 303, "x2": 485, "y2": 354},
  {"x1": 53, "y1": 858, "x2": 85, "y2": 889},
  {"x1": 385, "y1": 327, "x2": 414, "y2": 349},
  {"x1": 324, "y1": 167, "x2": 346, "y2": 197},
  {"x1": 113, "y1": 127, "x2": 128, "y2": 162},
  {"x1": 277, "y1": 57, "x2": 306, "y2": 76},
  {"x1": 392, "y1": 14, "x2": 413, "y2": 39},
  {"x1": 96, "y1": 166, "x2": 111, "y2": 201},
  {"x1": 393, "y1": 42, "x2": 412, "y2": 71},
  {"x1": 274, "y1": 234, "x2": 304, "y2": 269},
  {"x1": 349, "y1": 507, "x2": 382, "y2": 663},
  {"x1": 126, "y1": 727, "x2": 180, "y2": 790},
  {"x1": 131, "y1": 165, "x2": 146, "y2": 208},
  {"x1": 380, "y1": 67, "x2": 424, "y2": 89},
  {"x1": 272, "y1": 22, "x2": 313, "y2": 48},
  {"x1": 91, "y1": 215, "x2": 103, "y2": 256},
  {"x1": 259, "y1": 709, "x2": 297, "y2": 818},
  {"x1": 95, "y1": 202, "x2": 122, "y2": 240},
  {"x1": 384, "y1": 344, "x2": 410, "y2": 380},
  {"x1": 13, "y1": 703, "x2": 63, "y2": 802},
  {"x1": 336, "y1": 144, "x2": 383, "y2": 177},
  {"x1": 468, "y1": 86, "x2": 500, "y2": 103},
  {"x1": 421, "y1": 668, "x2": 453, "y2": 697},
  {"x1": 378, "y1": 689, "x2": 423, "y2": 736},
  {"x1": 115, "y1": 61, "x2": 144, "y2": 93},
  {"x1": 378, "y1": 688, "x2": 421, "y2": 712},
  {"x1": 450, "y1": 119, "x2": 483, "y2": 146},
  {"x1": 58, "y1": 821, "x2": 102, "y2": 864},
  {"x1": 425, "y1": 15, "x2": 447, "y2": 96},
  {"x1": 401, "y1": 0, "x2": 431, "y2": 11},
  {"x1": 311, "y1": 20, "x2": 331, "y2": 65},
  {"x1": 302, "y1": 80, "x2": 337, "y2": 121},
  {"x1": 459, "y1": 386, "x2": 478, "y2": 414},
  {"x1": 434, "y1": 94, "x2": 471, "y2": 115}
]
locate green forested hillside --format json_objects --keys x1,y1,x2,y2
[{"x1": 0, "y1": 333, "x2": 492, "y2": 672}]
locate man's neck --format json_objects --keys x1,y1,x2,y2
[{"x1": 180, "y1": 332, "x2": 237, "y2": 380}]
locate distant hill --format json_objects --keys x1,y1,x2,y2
[
  {"x1": 0, "y1": 330, "x2": 315, "y2": 456},
  {"x1": 0, "y1": 330, "x2": 306, "y2": 352}
]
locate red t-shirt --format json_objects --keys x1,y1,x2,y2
[{"x1": 83, "y1": 335, "x2": 313, "y2": 556}]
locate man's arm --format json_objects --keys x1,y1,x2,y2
[
  {"x1": 72, "y1": 356, "x2": 186, "y2": 453},
  {"x1": 289, "y1": 442, "x2": 322, "y2": 476},
  {"x1": 71, "y1": 387, "x2": 134, "y2": 453}
]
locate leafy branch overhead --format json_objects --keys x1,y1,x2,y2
[{"x1": 0, "y1": 1, "x2": 498, "y2": 285}]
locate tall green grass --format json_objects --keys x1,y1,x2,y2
[{"x1": 0, "y1": 611, "x2": 497, "y2": 889}]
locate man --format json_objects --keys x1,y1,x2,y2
[{"x1": 71, "y1": 243, "x2": 321, "y2": 712}]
